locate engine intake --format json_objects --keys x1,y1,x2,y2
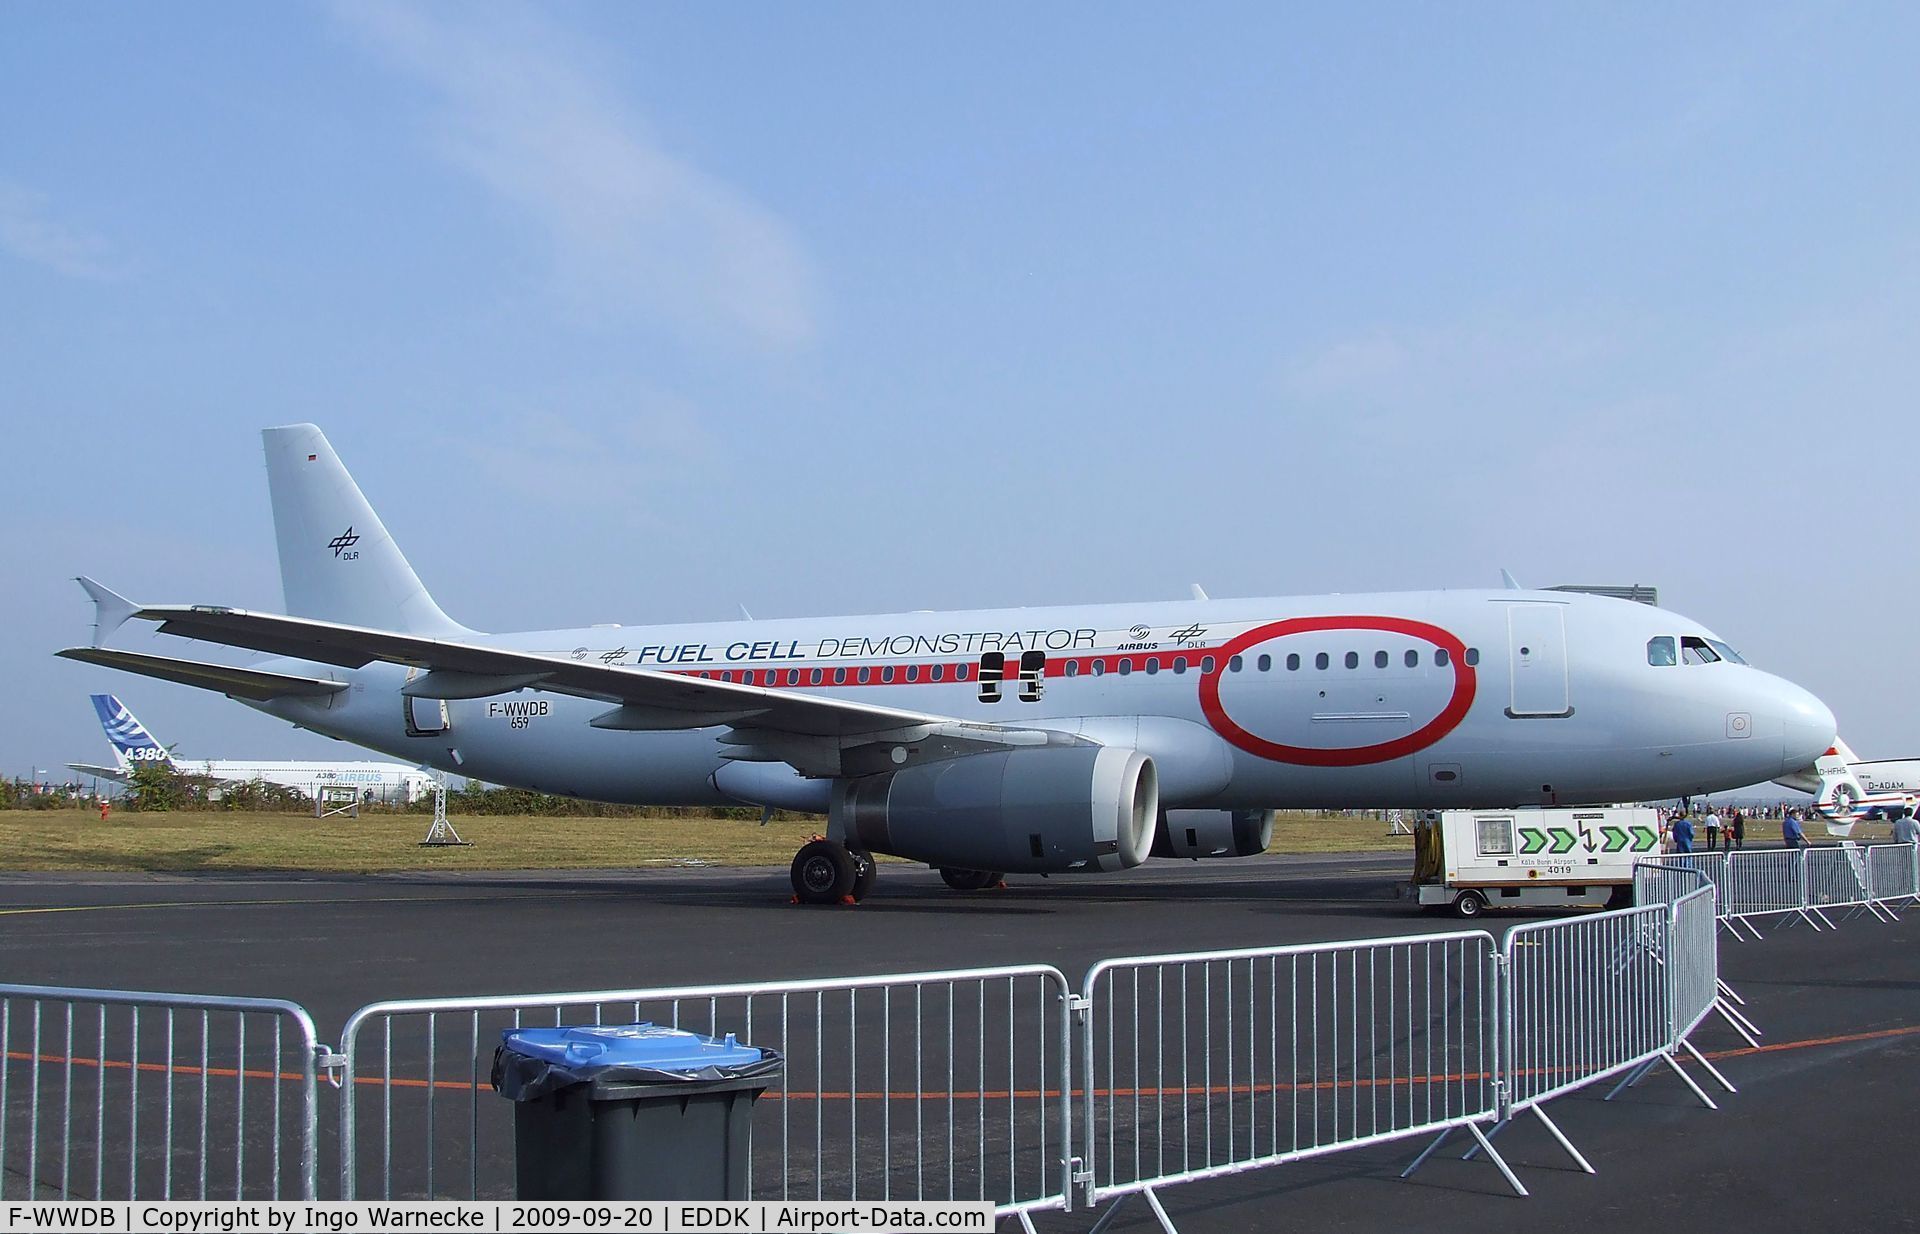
[
  {"x1": 837, "y1": 746, "x2": 1157, "y2": 873},
  {"x1": 1152, "y1": 808, "x2": 1275, "y2": 859}
]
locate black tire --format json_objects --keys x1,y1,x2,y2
[
  {"x1": 792, "y1": 840, "x2": 857, "y2": 905},
  {"x1": 939, "y1": 867, "x2": 995, "y2": 892},
  {"x1": 850, "y1": 851, "x2": 878, "y2": 901},
  {"x1": 1452, "y1": 890, "x2": 1487, "y2": 920},
  {"x1": 1605, "y1": 885, "x2": 1634, "y2": 911}
]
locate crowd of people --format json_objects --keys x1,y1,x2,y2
[{"x1": 1660, "y1": 803, "x2": 1919, "y2": 852}]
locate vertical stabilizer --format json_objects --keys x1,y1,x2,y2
[
  {"x1": 261, "y1": 424, "x2": 470, "y2": 634},
  {"x1": 90, "y1": 694, "x2": 170, "y2": 769}
]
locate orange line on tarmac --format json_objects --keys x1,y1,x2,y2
[
  {"x1": 1699, "y1": 1022, "x2": 1920, "y2": 1060},
  {"x1": 10, "y1": 1023, "x2": 1918, "y2": 1101}
]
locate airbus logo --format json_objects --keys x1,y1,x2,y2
[{"x1": 329, "y1": 527, "x2": 361, "y2": 560}]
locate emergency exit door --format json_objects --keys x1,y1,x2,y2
[
  {"x1": 1506, "y1": 604, "x2": 1571, "y2": 717},
  {"x1": 403, "y1": 669, "x2": 450, "y2": 736}
]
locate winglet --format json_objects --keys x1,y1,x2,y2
[
  {"x1": 1499, "y1": 569, "x2": 1522, "y2": 591},
  {"x1": 1190, "y1": 584, "x2": 1210, "y2": 601},
  {"x1": 76, "y1": 576, "x2": 138, "y2": 647}
]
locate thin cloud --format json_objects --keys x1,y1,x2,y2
[
  {"x1": 1282, "y1": 321, "x2": 1611, "y2": 407},
  {"x1": 0, "y1": 182, "x2": 117, "y2": 280},
  {"x1": 332, "y1": 4, "x2": 819, "y2": 350},
  {"x1": 462, "y1": 400, "x2": 723, "y2": 529}
]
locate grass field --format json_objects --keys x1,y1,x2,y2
[{"x1": 0, "y1": 809, "x2": 1416, "y2": 874}]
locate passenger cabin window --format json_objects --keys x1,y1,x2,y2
[
  {"x1": 1435, "y1": 648, "x2": 1449, "y2": 667},
  {"x1": 1344, "y1": 651, "x2": 1359, "y2": 669},
  {"x1": 1405, "y1": 650, "x2": 1418, "y2": 668},
  {"x1": 1229, "y1": 655, "x2": 1243, "y2": 672},
  {"x1": 1375, "y1": 650, "x2": 1389, "y2": 669},
  {"x1": 1464, "y1": 648, "x2": 1480, "y2": 666},
  {"x1": 1681, "y1": 636, "x2": 1721, "y2": 666},
  {"x1": 1315, "y1": 652, "x2": 1329, "y2": 670},
  {"x1": 1257, "y1": 654, "x2": 1271, "y2": 672},
  {"x1": 1647, "y1": 636, "x2": 1677, "y2": 667},
  {"x1": 1286, "y1": 653, "x2": 1300, "y2": 671},
  {"x1": 1476, "y1": 817, "x2": 1514, "y2": 857}
]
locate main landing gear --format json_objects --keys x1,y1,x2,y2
[
  {"x1": 939, "y1": 867, "x2": 1004, "y2": 892},
  {"x1": 790, "y1": 838, "x2": 877, "y2": 906}
]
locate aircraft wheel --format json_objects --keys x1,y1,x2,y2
[
  {"x1": 850, "y1": 850, "x2": 879, "y2": 901},
  {"x1": 793, "y1": 840, "x2": 857, "y2": 905},
  {"x1": 1452, "y1": 889, "x2": 1487, "y2": 920},
  {"x1": 939, "y1": 867, "x2": 997, "y2": 892},
  {"x1": 1605, "y1": 885, "x2": 1634, "y2": 911}
]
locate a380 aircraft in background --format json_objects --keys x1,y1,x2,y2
[
  {"x1": 69, "y1": 692, "x2": 436, "y2": 805},
  {"x1": 60, "y1": 425, "x2": 1838, "y2": 903}
]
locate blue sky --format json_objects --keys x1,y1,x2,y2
[{"x1": 4, "y1": 3, "x2": 1916, "y2": 782}]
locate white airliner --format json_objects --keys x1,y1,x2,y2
[
  {"x1": 59, "y1": 425, "x2": 1837, "y2": 903},
  {"x1": 1776, "y1": 736, "x2": 1919, "y2": 832},
  {"x1": 70, "y1": 693, "x2": 436, "y2": 804}
]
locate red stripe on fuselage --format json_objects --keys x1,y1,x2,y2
[{"x1": 645, "y1": 615, "x2": 1479, "y2": 767}]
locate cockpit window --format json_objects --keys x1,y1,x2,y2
[
  {"x1": 1706, "y1": 639, "x2": 1747, "y2": 665},
  {"x1": 1680, "y1": 636, "x2": 1721, "y2": 666},
  {"x1": 1647, "y1": 636, "x2": 1676, "y2": 666}
]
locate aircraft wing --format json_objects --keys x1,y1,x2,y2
[
  {"x1": 121, "y1": 604, "x2": 1057, "y2": 777},
  {"x1": 67, "y1": 762, "x2": 129, "y2": 783},
  {"x1": 56, "y1": 647, "x2": 352, "y2": 702}
]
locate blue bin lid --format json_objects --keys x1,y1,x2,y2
[{"x1": 499, "y1": 1022, "x2": 766, "y2": 1074}]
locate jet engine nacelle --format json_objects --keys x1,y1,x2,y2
[
  {"x1": 1152, "y1": 808, "x2": 1276, "y2": 859},
  {"x1": 837, "y1": 746, "x2": 1158, "y2": 874}
]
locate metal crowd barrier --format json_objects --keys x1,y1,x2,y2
[
  {"x1": 335, "y1": 966, "x2": 1075, "y2": 1224},
  {"x1": 16, "y1": 845, "x2": 1917, "y2": 1222},
  {"x1": 1638, "y1": 843, "x2": 1918, "y2": 936},
  {"x1": 1080, "y1": 932, "x2": 1512, "y2": 1217},
  {"x1": 0, "y1": 984, "x2": 325, "y2": 1200},
  {"x1": 1868, "y1": 843, "x2": 1920, "y2": 907}
]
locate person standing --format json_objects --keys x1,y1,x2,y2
[
  {"x1": 1893, "y1": 809, "x2": 1919, "y2": 847},
  {"x1": 1782, "y1": 809, "x2": 1808, "y2": 849},
  {"x1": 1704, "y1": 808, "x2": 1721, "y2": 851},
  {"x1": 1671, "y1": 811, "x2": 1696, "y2": 854},
  {"x1": 1730, "y1": 810, "x2": 1746, "y2": 850}
]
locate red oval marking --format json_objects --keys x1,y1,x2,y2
[{"x1": 1198, "y1": 616, "x2": 1476, "y2": 767}]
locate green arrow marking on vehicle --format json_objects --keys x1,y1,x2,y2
[
  {"x1": 1601, "y1": 826, "x2": 1628, "y2": 853},
  {"x1": 1630, "y1": 826, "x2": 1659, "y2": 851},
  {"x1": 1549, "y1": 829, "x2": 1577, "y2": 855},
  {"x1": 1519, "y1": 828, "x2": 1546, "y2": 855}
]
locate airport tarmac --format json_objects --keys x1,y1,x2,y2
[{"x1": 1, "y1": 852, "x2": 1915, "y2": 1231}]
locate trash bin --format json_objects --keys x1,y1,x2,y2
[{"x1": 491, "y1": 1022, "x2": 784, "y2": 1201}]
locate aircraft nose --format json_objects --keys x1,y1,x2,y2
[{"x1": 1776, "y1": 680, "x2": 1837, "y2": 774}]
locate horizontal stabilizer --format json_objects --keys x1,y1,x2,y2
[
  {"x1": 56, "y1": 647, "x2": 349, "y2": 702},
  {"x1": 68, "y1": 762, "x2": 130, "y2": 783}
]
